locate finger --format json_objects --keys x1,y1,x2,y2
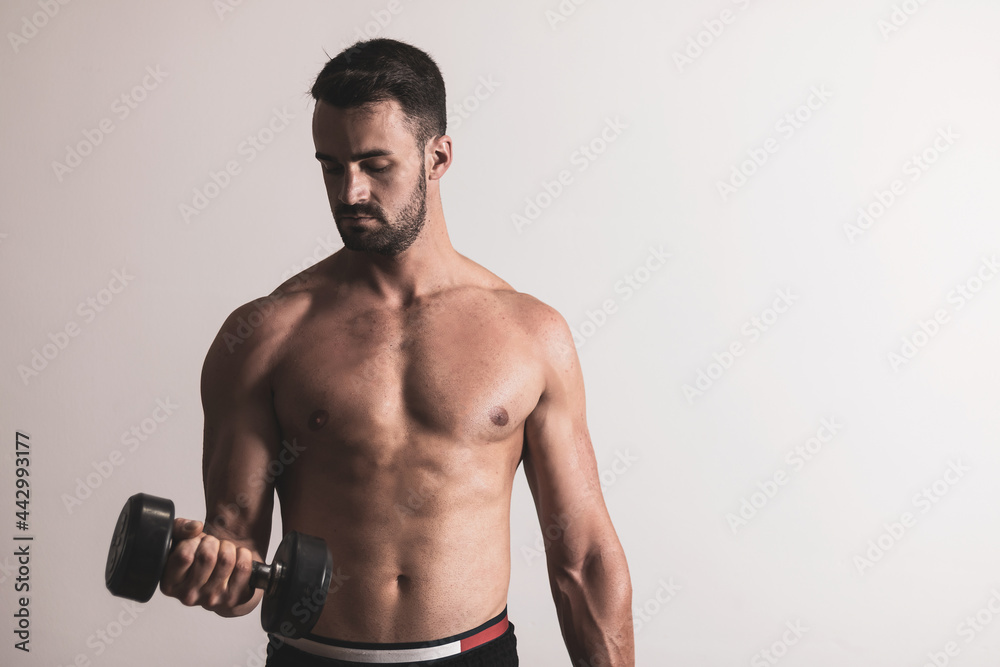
[
  {"x1": 226, "y1": 547, "x2": 256, "y2": 607},
  {"x1": 202, "y1": 539, "x2": 237, "y2": 610},
  {"x1": 179, "y1": 534, "x2": 219, "y2": 606},
  {"x1": 173, "y1": 517, "x2": 203, "y2": 539},
  {"x1": 160, "y1": 532, "x2": 204, "y2": 597}
]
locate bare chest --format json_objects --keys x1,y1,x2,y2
[{"x1": 270, "y1": 294, "x2": 541, "y2": 453}]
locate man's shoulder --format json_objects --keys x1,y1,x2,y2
[
  {"x1": 208, "y1": 281, "x2": 314, "y2": 363},
  {"x1": 460, "y1": 266, "x2": 564, "y2": 334},
  {"x1": 501, "y1": 290, "x2": 565, "y2": 334},
  {"x1": 273, "y1": 254, "x2": 334, "y2": 298},
  {"x1": 241, "y1": 254, "x2": 341, "y2": 331},
  {"x1": 471, "y1": 280, "x2": 575, "y2": 366}
]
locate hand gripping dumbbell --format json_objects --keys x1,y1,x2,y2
[{"x1": 105, "y1": 493, "x2": 333, "y2": 638}]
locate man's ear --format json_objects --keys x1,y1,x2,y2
[{"x1": 426, "y1": 135, "x2": 452, "y2": 181}]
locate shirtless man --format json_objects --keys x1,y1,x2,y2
[{"x1": 159, "y1": 38, "x2": 634, "y2": 666}]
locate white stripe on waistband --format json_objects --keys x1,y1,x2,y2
[{"x1": 280, "y1": 635, "x2": 462, "y2": 663}]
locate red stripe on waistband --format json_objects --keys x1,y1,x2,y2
[{"x1": 460, "y1": 616, "x2": 509, "y2": 651}]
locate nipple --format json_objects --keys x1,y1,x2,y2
[
  {"x1": 308, "y1": 409, "x2": 329, "y2": 431},
  {"x1": 490, "y1": 406, "x2": 509, "y2": 427}
]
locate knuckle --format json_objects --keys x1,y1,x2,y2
[
  {"x1": 233, "y1": 558, "x2": 253, "y2": 577},
  {"x1": 173, "y1": 547, "x2": 196, "y2": 568},
  {"x1": 216, "y1": 546, "x2": 236, "y2": 569},
  {"x1": 195, "y1": 551, "x2": 216, "y2": 569},
  {"x1": 195, "y1": 542, "x2": 219, "y2": 568}
]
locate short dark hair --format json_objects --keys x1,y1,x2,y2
[{"x1": 310, "y1": 38, "x2": 447, "y2": 151}]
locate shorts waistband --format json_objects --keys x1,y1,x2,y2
[{"x1": 272, "y1": 606, "x2": 509, "y2": 664}]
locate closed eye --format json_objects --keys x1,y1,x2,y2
[{"x1": 319, "y1": 162, "x2": 389, "y2": 174}]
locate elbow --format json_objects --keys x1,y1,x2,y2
[{"x1": 551, "y1": 541, "x2": 631, "y2": 589}]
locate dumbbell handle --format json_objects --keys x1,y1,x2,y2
[{"x1": 250, "y1": 560, "x2": 284, "y2": 595}]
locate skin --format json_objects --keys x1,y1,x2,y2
[{"x1": 159, "y1": 98, "x2": 634, "y2": 664}]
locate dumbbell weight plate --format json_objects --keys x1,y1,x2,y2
[
  {"x1": 260, "y1": 531, "x2": 334, "y2": 638},
  {"x1": 105, "y1": 493, "x2": 175, "y2": 602}
]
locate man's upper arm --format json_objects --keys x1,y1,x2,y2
[
  {"x1": 200, "y1": 298, "x2": 285, "y2": 556},
  {"x1": 522, "y1": 302, "x2": 620, "y2": 573}
]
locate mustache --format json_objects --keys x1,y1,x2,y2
[{"x1": 336, "y1": 206, "x2": 383, "y2": 219}]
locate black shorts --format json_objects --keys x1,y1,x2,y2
[{"x1": 265, "y1": 608, "x2": 518, "y2": 667}]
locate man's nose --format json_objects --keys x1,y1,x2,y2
[{"x1": 338, "y1": 168, "x2": 369, "y2": 205}]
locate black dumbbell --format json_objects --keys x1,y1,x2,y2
[{"x1": 105, "y1": 492, "x2": 333, "y2": 638}]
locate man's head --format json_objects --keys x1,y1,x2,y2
[{"x1": 310, "y1": 39, "x2": 450, "y2": 257}]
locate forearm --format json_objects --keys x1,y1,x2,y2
[{"x1": 549, "y1": 547, "x2": 635, "y2": 666}]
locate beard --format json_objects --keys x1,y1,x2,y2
[{"x1": 336, "y1": 161, "x2": 427, "y2": 257}]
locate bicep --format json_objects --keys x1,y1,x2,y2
[
  {"x1": 522, "y1": 309, "x2": 615, "y2": 570},
  {"x1": 200, "y1": 302, "x2": 283, "y2": 555}
]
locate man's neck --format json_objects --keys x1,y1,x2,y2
[{"x1": 336, "y1": 215, "x2": 464, "y2": 308}]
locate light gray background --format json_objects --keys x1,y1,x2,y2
[{"x1": 3, "y1": 1, "x2": 1000, "y2": 665}]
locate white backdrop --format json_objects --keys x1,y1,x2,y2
[{"x1": 3, "y1": 1, "x2": 1000, "y2": 665}]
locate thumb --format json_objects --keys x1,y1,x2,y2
[{"x1": 172, "y1": 517, "x2": 204, "y2": 539}]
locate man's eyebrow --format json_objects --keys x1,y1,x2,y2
[{"x1": 315, "y1": 149, "x2": 394, "y2": 162}]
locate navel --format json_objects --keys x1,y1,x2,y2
[
  {"x1": 490, "y1": 406, "x2": 509, "y2": 427},
  {"x1": 307, "y1": 409, "x2": 329, "y2": 431}
]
